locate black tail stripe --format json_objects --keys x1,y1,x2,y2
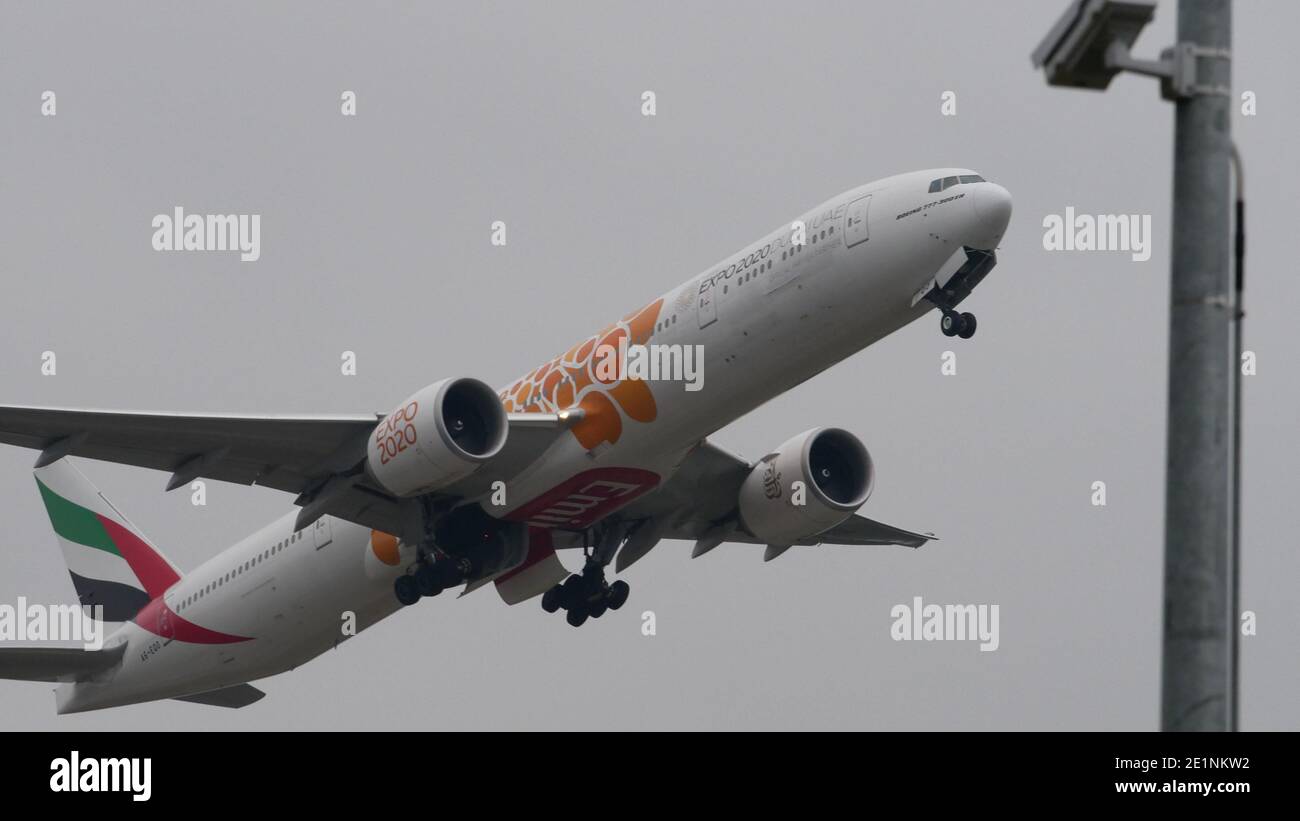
[{"x1": 67, "y1": 571, "x2": 150, "y2": 622}]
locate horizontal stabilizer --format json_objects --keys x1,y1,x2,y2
[
  {"x1": 0, "y1": 643, "x2": 126, "y2": 683},
  {"x1": 173, "y1": 683, "x2": 266, "y2": 708}
]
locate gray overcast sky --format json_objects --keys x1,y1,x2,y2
[{"x1": 1, "y1": 1, "x2": 1296, "y2": 730}]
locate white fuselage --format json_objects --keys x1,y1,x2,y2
[{"x1": 59, "y1": 168, "x2": 1010, "y2": 712}]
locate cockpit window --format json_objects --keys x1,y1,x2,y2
[{"x1": 928, "y1": 174, "x2": 986, "y2": 193}]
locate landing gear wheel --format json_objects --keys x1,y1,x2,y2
[
  {"x1": 415, "y1": 563, "x2": 443, "y2": 597},
  {"x1": 606, "y1": 580, "x2": 630, "y2": 611},
  {"x1": 941, "y1": 312, "x2": 960, "y2": 337},
  {"x1": 589, "y1": 600, "x2": 608, "y2": 619},
  {"x1": 560, "y1": 575, "x2": 585, "y2": 610},
  {"x1": 394, "y1": 575, "x2": 420, "y2": 606},
  {"x1": 541, "y1": 584, "x2": 563, "y2": 614},
  {"x1": 566, "y1": 607, "x2": 589, "y2": 628},
  {"x1": 957, "y1": 312, "x2": 977, "y2": 339}
]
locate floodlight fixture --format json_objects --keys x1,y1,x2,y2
[{"x1": 1032, "y1": 0, "x2": 1226, "y2": 100}]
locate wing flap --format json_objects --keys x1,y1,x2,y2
[{"x1": 814, "y1": 515, "x2": 935, "y2": 548}]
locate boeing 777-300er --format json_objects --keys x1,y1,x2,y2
[{"x1": 0, "y1": 168, "x2": 1010, "y2": 712}]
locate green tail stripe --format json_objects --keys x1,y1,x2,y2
[{"x1": 35, "y1": 477, "x2": 119, "y2": 557}]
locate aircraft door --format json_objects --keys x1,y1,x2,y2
[
  {"x1": 697, "y1": 286, "x2": 718, "y2": 329},
  {"x1": 845, "y1": 195, "x2": 872, "y2": 247},
  {"x1": 312, "y1": 517, "x2": 333, "y2": 550}
]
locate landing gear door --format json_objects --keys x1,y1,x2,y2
[
  {"x1": 697, "y1": 286, "x2": 717, "y2": 329},
  {"x1": 845, "y1": 195, "x2": 872, "y2": 248},
  {"x1": 312, "y1": 517, "x2": 333, "y2": 550}
]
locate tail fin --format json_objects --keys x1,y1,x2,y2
[{"x1": 33, "y1": 458, "x2": 181, "y2": 623}]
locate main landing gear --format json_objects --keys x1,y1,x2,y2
[
  {"x1": 540, "y1": 526, "x2": 630, "y2": 627},
  {"x1": 394, "y1": 498, "x2": 491, "y2": 607},
  {"x1": 541, "y1": 567, "x2": 630, "y2": 627},
  {"x1": 394, "y1": 554, "x2": 473, "y2": 606}
]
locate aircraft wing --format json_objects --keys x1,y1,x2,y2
[
  {"x1": 0, "y1": 404, "x2": 382, "y2": 495},
  {"x1": 615, "y1": 439, "x2": 935, "y2": 557},
  {"x1": 0, "y1": 404, "x2": 577, "y2": 538}
]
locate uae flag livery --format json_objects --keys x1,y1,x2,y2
[{"x1": 34, "y1": 461, "x2": 180, "y2": 623}]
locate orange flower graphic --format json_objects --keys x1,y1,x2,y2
[{"x1": 501, "y1": 299, "x2": 663, "y2": 450}]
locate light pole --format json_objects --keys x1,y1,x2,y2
[{"x1": 1032, "y1": 0, "x2": 1234, "y2": 731}]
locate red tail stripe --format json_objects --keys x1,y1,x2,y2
[{"x1": 95, "y1": 514, "x2": 181, "y2": 599}]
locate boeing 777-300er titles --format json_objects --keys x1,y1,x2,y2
[{"x1": 0, "y1": 168, "x2": 1010, "y2": 712}]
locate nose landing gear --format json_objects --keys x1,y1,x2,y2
[
  {"x1": 928, "y1": 282, "x2": 977, "y2": 339},
  {"x1": 926, "y1": 246, "x2": 995, "y2": 340},
  {"x1": 940, "y1": 310, "x2": 977, "y2": 339}
]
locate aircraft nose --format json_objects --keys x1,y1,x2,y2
[{"x1": 969, "y1": 182, "x2": 1012, "y2": 250}]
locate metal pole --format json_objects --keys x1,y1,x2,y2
[
  {"x1": 1228, "y1": 144, "x2": 1244, "y2": 732},
  {"x1": 1161, "y1": 0, "x2": 1233, "y2": 732}
]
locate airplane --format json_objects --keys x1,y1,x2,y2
[{"x1": 0, "y1": 168, "x2": 1011, "y2": 712}]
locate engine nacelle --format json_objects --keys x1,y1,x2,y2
[
  {"x1": 738, "y1": 427, "x2": 875, "y2": 546},
  {"x1": 366, "y1": 377, "x2": 507, "y2": 497}
]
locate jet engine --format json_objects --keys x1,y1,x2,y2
[
  {"x1": 366, "y1": 377, "x2": 507, "y2": 497},
  {"x1": 737, "y1": 427, "x2": 874, "y2": 546}
]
